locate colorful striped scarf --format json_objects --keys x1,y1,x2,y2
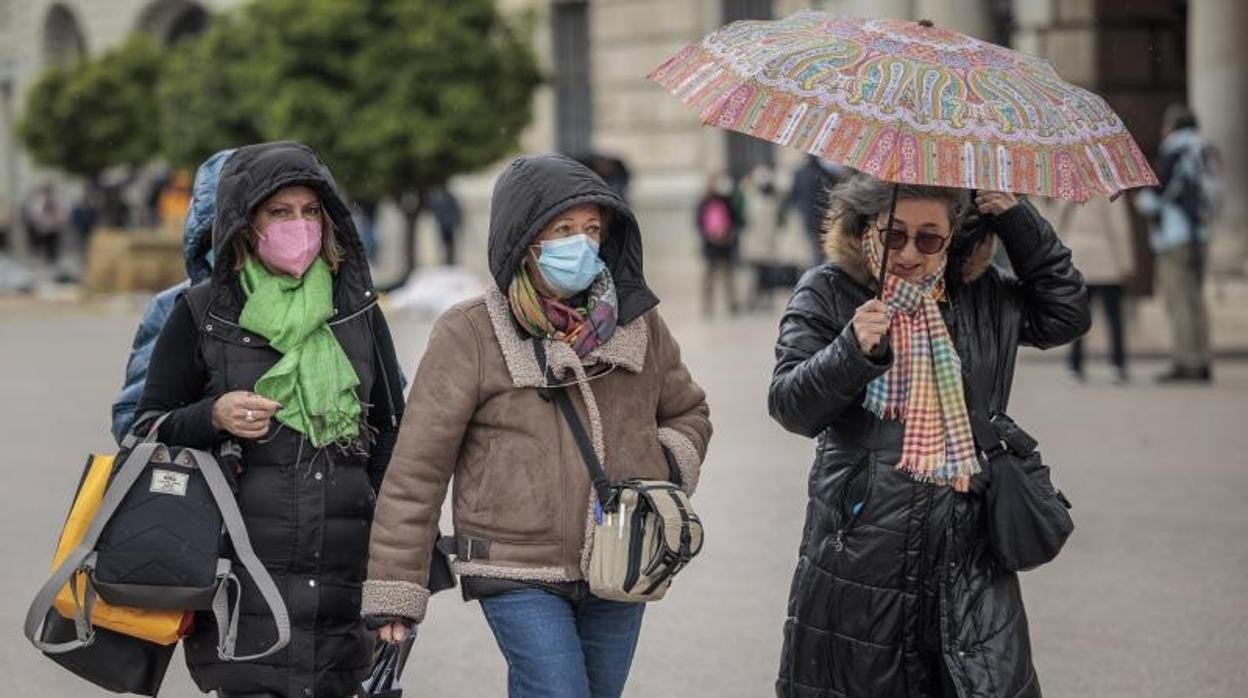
[
  {"x1": 508, "y1": 265, "x2": 618, "y2": 358},
  {"x1": 862, "y1": 232, "x2": 979, "y2": 488}
]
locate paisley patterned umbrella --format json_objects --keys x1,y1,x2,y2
[{"x1": 649, "y1": 12, "x2": 1157, "y2": 203}]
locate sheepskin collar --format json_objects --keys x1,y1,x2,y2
[{"x1": 822, "y1": 217, "x2": 997, "y2": 290}]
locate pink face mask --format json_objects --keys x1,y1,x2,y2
[{"x1": 255, "y1": 218, "x2": 322, "y2": 277}]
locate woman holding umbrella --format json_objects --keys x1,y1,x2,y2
[
  {"x1": 650, "y1": 12, "x2": 1155, "y2": 695},
  {"x1": 767, "y1": 172, "x2": 1089, "y2": 696}
]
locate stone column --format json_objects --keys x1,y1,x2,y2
[{"x1": 1189, "y1": 0, "x2": 1248, "y2": 273}]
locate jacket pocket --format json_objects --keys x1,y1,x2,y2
[
  {"x1": 466, "y1": 435, "x2": 562, "y2": 541},
  {"x1": 832, "y1": 453, "x2": 875, "y2": 552}
]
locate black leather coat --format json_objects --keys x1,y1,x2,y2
[{"x1": 769, "y1": 201, "x2": 1090, "y2": 697}]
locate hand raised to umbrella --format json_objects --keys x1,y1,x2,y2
[{"x1": 975, "y1": 191, "x2": 1019, "y2": 217}]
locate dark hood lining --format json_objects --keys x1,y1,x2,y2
[
  {"x1": 488, "y1": 153, "x2": 658, "y2": 325},
  {"x1": 205, "y1": 141, "x2": 375, "y2": 318}
]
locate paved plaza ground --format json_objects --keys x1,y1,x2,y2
[{"x1": 2, "y1": 262, "x2": 1246, "y2": 697}]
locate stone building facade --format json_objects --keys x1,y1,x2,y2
[{"x1": 1, "y1": 0, "x2": 1243, "y2": 270}]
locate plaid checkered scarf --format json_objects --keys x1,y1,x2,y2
[{"x1": 862, "y1": 232, "x2": 979, "y2": 488}]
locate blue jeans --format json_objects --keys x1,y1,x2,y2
[{"x1": 479, "y1": 588, "x2": 646, "y2": 698}]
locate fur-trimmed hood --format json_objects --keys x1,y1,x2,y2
[{"x1": 822, "y1": 215, "x2": 998, "y2": 290}]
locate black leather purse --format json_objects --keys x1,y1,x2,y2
[{"x1": 969, "y1": 406, "x2": 1074, "y2": 572}]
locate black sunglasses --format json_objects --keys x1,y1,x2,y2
[{"x1": 876, "y1": 226, "x2": 949, "y2": 256}]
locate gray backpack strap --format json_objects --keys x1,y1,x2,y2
[
  {"x1": 24, "y1": 442, "x2": 162, "y2": 653},
  {"x1": 120, "y1": 411, "x2": 173, "y2": 451},
  {"x1": 189, "y1": 449, "x2": 291, "y2": 661}
]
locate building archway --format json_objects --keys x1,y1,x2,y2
[
  {"x1": 136, "y1": 0, "x2": 208, "y2": 45},
  {"x1": 43, "y1": 4, "x2": 88, "y2": 69}
]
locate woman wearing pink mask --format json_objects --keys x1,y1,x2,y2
[{"x1": 135, "y1": 141, "x2": 409, "y2": 697}]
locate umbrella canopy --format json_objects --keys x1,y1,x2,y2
[{"x1": 649, "y1": 12, "x2": 1157, "y2": 202}]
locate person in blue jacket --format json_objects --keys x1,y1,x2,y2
[{"x1": 111, "y1": 149, "x2": 234, "y2": 443}]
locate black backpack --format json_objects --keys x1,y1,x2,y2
[{"x1": 26, "y1": 417, "x2": 290, "y2": 663}]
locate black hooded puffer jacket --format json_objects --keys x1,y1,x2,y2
[
  {"x1": 137, "y1": 141, "x2": 406, "y2": 697},
  {"x1": 769, "y1": 200, "x2": 1090, "y2": 698}
]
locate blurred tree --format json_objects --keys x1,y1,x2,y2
[
  {"x1": 156, "y1": 13, "x2": 265, "y2": 169},
  {"x1": 19, "y1": 36, "x2": 164, "y2": 184},
  {"x1": 160, "y1": 0, "x2": 542, "y2": 285}
]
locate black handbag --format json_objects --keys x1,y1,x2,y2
[
  {"x1": 969, "y1": 409, "x2": 1074, "y2": 572},
  {"x1": 359, "y1": 635, "x2": 414, "y2": 697},
  {"x1": 26, "y1": 417, "x2": 291, "y2": 664},
  {"x1": 39, "y1": 610, "x2": 175, "y2": 696}
]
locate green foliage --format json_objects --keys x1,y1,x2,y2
[
  {"x1": 18, "y1": 37, "x2": 164, "y2": 180},
  {"x1": 20, "y1": 0, "x2": 541, "y2": 276},
  {"x1": 159, "y1": 0, "x2": 542, "y2": 206},
  {"x1": 157, "y1": 14, "x2": 265, "y2": 169},
  {"x1": 235, "y1": 0, "x2": 543, "y2": 204}
]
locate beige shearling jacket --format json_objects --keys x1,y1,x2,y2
[{"x1": 361, "y1": 288, "x2": 711, "y2": 623}]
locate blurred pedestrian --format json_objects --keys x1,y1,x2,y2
[
  {"x1": 156, "y1": 168, "x2": 192, "y2": 233},
  {"x1": 364, "y1": 154, "x2": 711, "y2": 698},
  {"x1": 135, "y1": 141, "x2": 407, "y2": 698},
  {"x1": 427, "y1": 187, "x2": 463, "y2": 266},
  {"x1": 111, "y1": 149, "x2": 232, "y2": 444},
  {"x1": 23, "y1": 181, "x2": 65, "y2": 266},
  {"x1": 1135, "y1": 104, "x2": 1219, "y2": 383},
  {"x1": 781, "y1": 155, "x2": 847, "y2": 267},
  {"x1": 1051, "y1": 196, "x2": 1135, "y2": 383},
  {"x1": 768, "y1": 173, "x2": 1089, "y2": 697},
  {"x1": 143, "y1": 169, "x2": 170, "y2": 229},
  {"x1": 69, "y1": 186, "x2": 101, "y2": 247},
  {"x1": 696, "y1": 172, "x2": 744, "y2": 316},
  {"x1": 350, "y1": 198, "x2": 379, "y2": 262},
  {"x1": 0, "y1": 193, "x2": 11, "y2": 250},
  {"x1": 743, "y1": 163, "x2": 782, "y2": 257},
  {"x1": 579, "y1": 153, "x2": 632, "y2": 203}
]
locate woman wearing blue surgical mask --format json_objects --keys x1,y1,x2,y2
[{"x1": 363, "y1": 154, "x2": 713, "y2": 698}]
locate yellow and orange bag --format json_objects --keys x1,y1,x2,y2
[{"x1": 49, "y1": 454, "x2": 189, "y2": 645}]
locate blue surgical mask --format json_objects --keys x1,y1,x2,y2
[{"x1": 534, "y1": 234, "x2": 605, "y2": 296}]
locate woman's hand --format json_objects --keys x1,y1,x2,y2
[
  {"x1": 378, "y1": 621, "x2": 410, "y2": 645},
  {"x1": 975, "y1": 191, "x2": 1019, "y2": 216},
  {"x1": 212, "y1": 391, "x2": 281, "y2": 439},
  {"x1": 852, "y1": 299, "x2": 891, "y2": 356}
]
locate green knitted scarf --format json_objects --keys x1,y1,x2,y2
[{"x1": 240, "y1": 255, "x2": 360, "y2": 448}]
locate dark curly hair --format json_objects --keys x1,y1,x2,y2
[{"x1": 823, "y1": 171, "x2": 973, "y2": 242}]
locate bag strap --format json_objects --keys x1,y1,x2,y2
[
  {"x1": 119, "y1": 410, "x2": 172, "y2": 451},
  {"x1": 642, "y1": 485, "x2": 699, "y2": 560},
  {"x1": 25, "y1": 442, "x2": 162, "y2": 653},
  {"x1": 962, "y1": 379, "x2": 1009, "y2": 463},
  {"x1": 531, "y1": 340, "x2": 616, "y2": 512},
  {"x1": 188, "y1": 449, "x2": 291, "y2": 661}
]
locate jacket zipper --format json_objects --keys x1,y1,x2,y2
[
  {"x1": 940, "y1": 507, "x2": 968, "y2": 698},
  {"x1": 833, "y1": 453, "x2": 876, "y2": 552},
  {"x1": 208, "y1": 299, "x2": 378, "y2": 333},
  {"x1": 328, "y1": 300, "x2": 378, "y2": 326}
]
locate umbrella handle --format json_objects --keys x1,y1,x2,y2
[{"x1": 876, "y1": 182, "x2": 900, "y2": 299}]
